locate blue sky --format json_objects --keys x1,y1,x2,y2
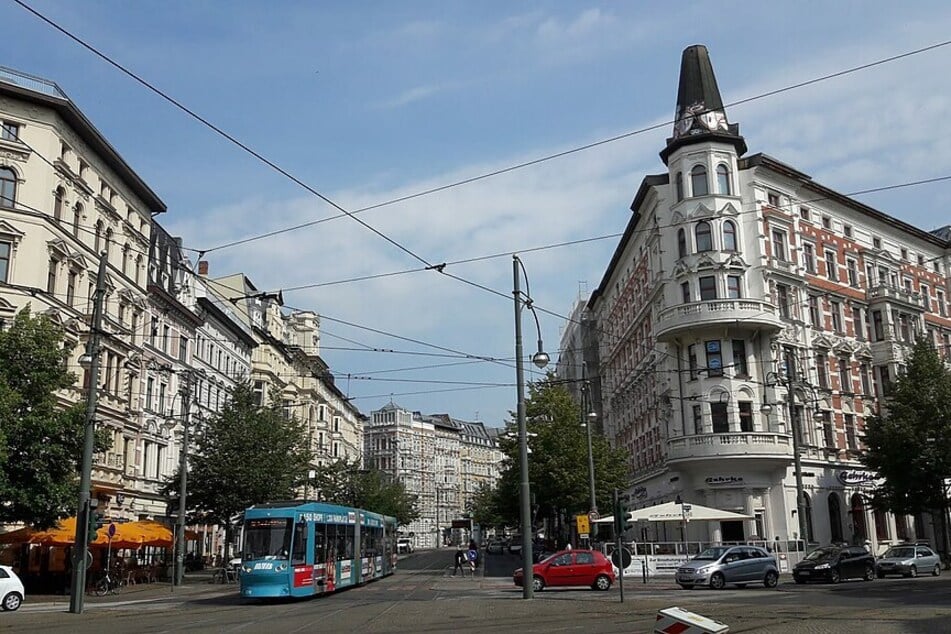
[{"x1": 4, "y1": 1, "x2": 951, "y2": 427}]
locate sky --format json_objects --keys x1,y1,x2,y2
[{"x1": 3, "y1": 1, "x2": 951, "y2": 428}]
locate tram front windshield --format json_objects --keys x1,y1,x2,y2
[{"x1": 243, "y1": 518, "x2": 292, "y2": 561}]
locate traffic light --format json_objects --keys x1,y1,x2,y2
[
  {"x1": 613, "y1": 491, "x2": 633, "y2": 534},
  {"x1": 88, "y1": 511, "x2": 104, "y2": 544}
]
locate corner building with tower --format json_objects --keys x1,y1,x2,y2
[{"x1": 585, "y1": 45, "x2": 951, "y2": 554}]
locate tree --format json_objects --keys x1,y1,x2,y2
[
  {"x1": 466, "y1": 482, "x2": 505, "y2": 531},
  {"x1": 164, "y1": 381, "x2": 312, "y2": 559},
  {"x1": 0, "y1": 307, "x2": 110, "y2": 529},
  {"x1": 309, "y1": 459, "x2": 419, "y2": 526},
  {"x1": 862, "y1": 339, "x2": 951, "y2": 559},
  {"x1": 495, "y1": 376, "x2": 629, "y2": 535}
]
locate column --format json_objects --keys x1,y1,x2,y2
[{"x1": 743, "y1": 489, "x2": 756, "y2": 540}]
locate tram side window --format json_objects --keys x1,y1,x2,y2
[
  {"x1": 341, "y1": 525, "x2": 355, "y2": 559},
  {"x1": 313, "y1": 524, "x2": 326, "y2": 564},
  {"x1": 292, "y1": 522, "x2": 307, "y2": 565}
]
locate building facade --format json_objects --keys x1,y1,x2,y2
[{"x1": 588, "y1": 46, "x2": 951, "y2": 555}]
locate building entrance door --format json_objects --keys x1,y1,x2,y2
[{"x1": 721, "y1": 520, "x2": 745, "y2": 542}]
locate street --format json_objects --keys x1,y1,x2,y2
[{"x1": 5, "y1": 549, "x2": 951, "y2": 633}]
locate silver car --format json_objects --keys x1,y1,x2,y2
[
  {"x1": 876, "y1": 545, "x2": 941, "y2": 578},
  {"x1": 676, "y1": 545, "x2": 779, "y2": 590}
]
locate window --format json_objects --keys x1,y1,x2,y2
[
  {"x1": 722, "y1": 220, "x2": 737, "y2": 252},
  {"x1": 738, "y1": 401, "x2": 753, "y2": 432},
  {"x1": 675, "y1": 172, "x2": 683, "y2": 202},
  {"x1": 73, "y1": 204, "x2": 82, "y2": 237},
  {"x1": 46, "y1": 258, "x2": 58, "y2": 294},
  {"x1": 67, "y1": 270, "x2": 77, "y2": 306},
  {"x1": 820, "y1": 411, "x2": 835, "y2": 448},
  {"x1": 695, "y1": 221, "x2": 712, "y2": 251},
  {"x1": 716, "y1": 164, "x2": 731, "y2": 195},
  {"x1": 94, "y1": 221, "x2": 103, "y2": 253},
  {"x1": 821, "y1": 215, "x2": 831, "y2": 229},
  {"x1": 841, "y1": 259, "x2": 858, "y2": 288},
  {"x1": 938, "y1": 290, "x2": 947, "y2": 317},
  {"x1": 843, "y1": 224, "x2": 853, "y2": 238},
  {"x1": 767, "y1": 192, "x2": 780, "y2": 207},
  {"x1": 710, "y1": 402, "x2": 728, "y2": 433},
  {"x1": 692, "y1": 404, "x2": 703, "y2": 434},
  {"x1": 158, "y1": 383, "x2": 166, "y2": 414},
  {"x1": 802, "y1": 243, "x2": 816, "y2": 273},
  {"x1": 872, "y1": 236, "x2": 882, "y2": 249},
  {"x1": 900, "y1": 247, "x2": 908, "y2": 261},
  {"x1": 681, "y1": 281, "x2": 691, "y2": 304},
  {"x1": 54, "y1": 186, "x2": 65, "y2": 221},
  {"x1": 699, "y1": 276, "x2": 717, "y2": 300},
  {"x1": 824, "y1": 250, "x2": 838, "y2": 281},
  {"x1": 690, "y1": 165, "x2": 708, "y2": 196},
  {"x1": 162, "y1": 325, "x2": 170, "y2": 352},
  {"x1": 0, "y1": 121, "x2": 20, "y2": 142},
  {"x1": 677, "y1": 228, "x2": 687, "y2": 258},
  {"x1": 146, "y1": 377, "x2": 154, "y2": 410},
  {"x1": 830, "y1": 300, "x2": 842, "y2": 333},
  {"x1": 921, "y1": 284, "x2": 930, "y2": 310},
  {"x1": 732, "y1": 339, "x2": 748, "y2": 376},
  {"x1": 150, "y1": 316, "x2": 158, "y2": 345},
  {"x1": 799, "y1": 207, "x2": 810, "y2": 221},
  {"x1": 816, "y1": 354, "x2": 829, "y2": 388},
  {"x1": 0, "y1": 241, "x2": 9, "y2": 283},
  {"x1": 687, "y1": 344, "x2": 699, "y2": 380},
  {"x1": 806, "y1": 296, "x2": 820, "y2": 329},
  {"x1": 705, "y1": 340, "x2": 723, "y2": 377},
  {"x1": 838, "y1": 358, "x2": 851, "y2": 392},
  {"x1": 179, "y1": 336, "x2": 189, "y2": 363},
  {"x1": 845, "y1": 414, "x2": 857, "y2": 450},
  {"x1": 776, "y1": 284, "x2": 790, "y2": 318},
  {"x1": 0, "y1": 167, "x2": 16, "y2": 207},
  {"x1": 852, "y1": 307, "x2": 864, "y2": 340},
  {"x1": 872, "y1": 310, "x2": 884, "y2": 340},
  {"x1": 727, "y1": 275, "x2": 741, "y2": 298},
  {"x1": 253, "y1": 380, "x2": 265, "y2": 407},
  {"x1": 860, "y1": 363, "x2": 872, "y2": 395},
  {"x1": 771, "y1": 229, "x2": 787, "y2": 261}
]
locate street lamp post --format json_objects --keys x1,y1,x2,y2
[
  {"x1": 581, "y1": 367, "x2": 598, "y2": 545},
  {"x1": 513, "y1": 254, "x2": 549, "y2": 600}
]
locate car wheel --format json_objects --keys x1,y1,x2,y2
[
  {"x1": 764, "y1": 571, "x2": 779, "y2": 589},
  {"x1": 829, "y1": 569, "x2": 840, "y2": 584},
  {"x1": 678, "y1": 584, "x2": 694, "y2": 590},
  {"x1": 1, "y1": 592, "x2": 22, "y2": 612},
  {"x1": 709, "y1": 572, "x2": 726, "y2": 590},
  {"x1": 532, "y1": 576, "x2": 545, "y2": 592},
  {"x1": 863, "y1": 564, "x2": 875, "y2": 581},
  {"x1": 933, "y1": 564, "x2": 941, "y2": 577},
  {"x1": 909, "y1": 565, "x2": 918, "y2": 578},
  {"x1": 593, "y1": 575, "x2": 612, "y2": 591}
]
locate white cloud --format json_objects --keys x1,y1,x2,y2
[{"x1": 373, "y1": 84, "x2": 444, "y2": 109}]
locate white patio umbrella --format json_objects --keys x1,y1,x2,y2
[{"x1": 628, "y1": 501, "x2": 752, "y2": 523}]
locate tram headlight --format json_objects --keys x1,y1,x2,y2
[
  {"x1": 275, "y1": 563, "x2": 287, "y2": 572},
  {"x1": 243, "y1": 565, "x2": 253, "y2": 573}
]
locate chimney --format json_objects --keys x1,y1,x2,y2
[{"x1": 198, "y1": 260, "x2": 209, "y2": 276}]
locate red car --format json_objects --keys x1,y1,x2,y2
[{"x1": 513, "y1": 549, "x2": 615, "y2": 591}]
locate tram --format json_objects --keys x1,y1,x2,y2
[{"x1": 239, "y1": 500, "x2": 398, "y2": 599}]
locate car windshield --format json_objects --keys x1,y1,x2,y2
[
  {"x1": 804, "y1": 547, "x2": 839, "y2": 561},
  {"x1": 694, "y1": 547, "x2": 730, "y2": 561},
  {"x1": 883, "y1": 547, "x2": 916, "y2": 558}
]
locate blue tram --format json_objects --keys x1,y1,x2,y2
[{"x1": 239, "y1": 501, "x2": 398, "y2": 599}]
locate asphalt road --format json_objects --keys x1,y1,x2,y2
[{"x1": 5, "y1": 549, "x2": 951, "y2": 633}]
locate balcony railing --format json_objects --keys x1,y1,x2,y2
[
  {"x1": 656, "y1": 299, "x2": 783, "y2": 341},
  {"x1": 0, "y1": 65, "x2": 68, "y2": 99},
  {"x1": 667, "y1": 432, "x2": 792, "y2": 462},
  {"x1": 867, "y1": 284, "x2": 921, "y2": 309}
]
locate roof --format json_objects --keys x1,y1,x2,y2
[{"x1": 0, "y1": 66, "x2": 166, "y2": 214}]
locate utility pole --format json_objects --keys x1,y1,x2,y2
[
  {"x1": 174, "y1": 371, "x2": 193, "y2": 586},
  {"x1": 69, "y1": 253, "x2": 108, "y2": 614},
  {"x1": 787, "y1": 354, "x2": 809, "y2": 548}
]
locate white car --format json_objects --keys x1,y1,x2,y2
[
  {"x1": 0, "y1": 565, "x2": 24, "y2": 611},
  {"x1": 397, "y1": 538, "x2": 414, "y2": 554}
]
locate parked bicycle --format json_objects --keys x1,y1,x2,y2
[{"x1": 94, "y1": 571, "x2": 121, "y2": 596}]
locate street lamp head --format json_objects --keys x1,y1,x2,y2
[
  {"x1": 760, "y1": 403, "x2": 773, "y2": 416},
  {"x1": 532, "y1": 349, "x2": 550, "y2": 369},
  {"x1": 587, "y1": 411, "x2": 598, "y2": 423},
  {"x1": 78, "y1": 353, "x2": 93, "y2": 369}
]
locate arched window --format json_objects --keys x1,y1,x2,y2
[
  {"x1": 54, "y1": 186, "x2": 65, "y2": 221},
  {"x1": 850, "y1": 493, "x2": 867, "y2": 543},
  {"x1": 0, "y1": 167, "x2": 16, "y2": 207},
  {"x1": 803, "y1": 493, "x2": 815, "y2": 544},
  {"x1": 723, "y1": 220, "x2": 737, "y2": 252},
  {"x1": 716, "y1": 164, "x2": 731, "y2": 195},
  {"x1": 675, "y1": 172, "x2": 683, "y2": 202},
  {"x1": 677, "y1": 228, "x2": 688, "y2": 258},
  {"x1": 695, "y1": 221, "x2": 712, "y2": 252},
  {"x1": 690, "y1": 164, "x2": 708, "y2": 197},
  {"x1": 873, "y1": 506, "x2": 889, "y2": 540},
  {"x1": 122, "y1": 244, "x2": 131, "y2": 276},
  {"x1": 104, "y1": 228, "x2": 113, "y2": 260},
  {"x1": 94, "y1": 220, "x2": 104, "y2": 253},
  {"x1": 73, "y1": 203, "x2": 82, "y2": 237},
  {"x1": 135, "y1": 255, "x2": 143, "y2": 286},
  {"x1": 828, "y1": 493, "x2": 844, "y2": 543}
]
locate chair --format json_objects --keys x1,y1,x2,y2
[{"x1": 225, "y1": 567, "x2": 239, "y2": 583}]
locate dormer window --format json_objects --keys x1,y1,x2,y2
[{"x1": 690, "y1": 165, "x2": 708, "y2": 196}]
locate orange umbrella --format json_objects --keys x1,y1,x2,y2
[{"x1": 29, "y1": 517, "x2": 110, "y2": 547}]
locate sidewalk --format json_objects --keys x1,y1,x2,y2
[{"x1": 22, "y1": 570, "x2": 238, "y2": 612}]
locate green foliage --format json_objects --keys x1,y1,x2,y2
[
  {"x1": 309, "y1": 459, "x2": 419, "y2": 527},
  {"x1": 0, "y1": 307, "x2": 109, "y2": 529},
  {"x1": 164, "y1": 381, "x2": 312, "y2": 529},
  {"x1": 495, "y1": 376, "x2": 629, "y2": 529},
  {"x1": 862, "y1": 339, "x2": 951, "y2": 516},
  {"x1": 466, "y1": 482, "x2": 505, "y2": 530}
]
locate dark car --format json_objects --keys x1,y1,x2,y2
[
  {"x1": 793, "y1": 546, "x2": 875, "y2": 584},
  {"x1": 513, "y1": 549, "x2": 615, "y2": 592}
]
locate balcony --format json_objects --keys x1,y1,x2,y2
[
  {"x1": 867, "y1": 284, "x2": 922, "y2": 311},
  {"x1": 655, "y1": 299, "x2": 784, "y2": 341},
  {"x1": 667, "y1": 432, "x2": 793, "y2": 463}
]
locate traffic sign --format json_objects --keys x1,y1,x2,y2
[
  {"x1": 575, "y1": 514, "x2": 590, "y2": 536},
  {"x1": 108, "y1": 522, "x2": 116, "y2": 538},
  {"x1": 610, "y1": 547, "x2": 632, "y2": 570},
  {"x1": 588, "y1": 510, "x2": 600, "y2": 522}
]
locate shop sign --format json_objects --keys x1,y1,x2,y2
[
  {"x1": 836, "y1": 470, "x2": 877, "y2": 487},
  {"x1": 705, "y1": 476, "x2": 744, "y2": 486}
]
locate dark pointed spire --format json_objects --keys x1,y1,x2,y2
[{"x1": 660, "y1": 45, "x2": 746, "y2": 165}]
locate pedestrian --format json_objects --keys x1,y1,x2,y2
[
  {"x1": 452, "y1": 547, "x2": 466, "y2": 577},
  {"x1": 466, "y1": 546, "x2": 477, "y2": 575},
  {"x1": 565, "y1": 541, "x2": 572, "y2": 551}
]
